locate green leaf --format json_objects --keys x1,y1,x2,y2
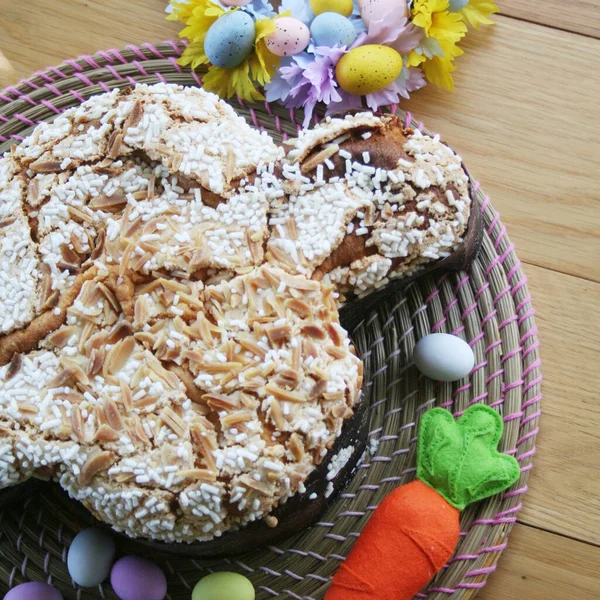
[{"x1": 417, "y1": 405, "x2": 520, "y2": 510}]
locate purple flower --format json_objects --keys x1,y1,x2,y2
[{"x1": 351, "y1": 7, "x2": 423, "y2": 54}]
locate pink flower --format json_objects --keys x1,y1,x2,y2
[{"x1": 351, "y1": 7, "x2": 423, "y2": 54}]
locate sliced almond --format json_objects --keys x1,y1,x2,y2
[
  {"x1": 29, "y1": 159, "x2": 63, "y2": 173},
  {"x1": 270, "y1": 398, "x2": 285, "y2": 429},
  {"x1": 203, "y1": 393, "x2": 239, "y2": 412},
  {"x1": 284, "y1": 298, "x2": 311, "y2": 318},
  {"x1": 4, "y1": 353, "x2": 22, "y2": 382},
  {"x1": 105, "y1": 336, "x2": 135, "y2": 375},
  {"x1": 79, "y1": 450, "x2": 115, "y2": 485},
  {"x1": 289, "y1": 433, "x2": 305, "y2": 461},
  {"x1": 237, "y1": 335, "x2": 266, "y2": 360},
  {"x1": 325, "y1": 345, "x2": 347, "y2": 360},
  {"x1": 301, "y1": 144, "x2": 339, "y2": 173},
  {"x1": 264, "y1": 383, "x2": 306, "y2": 403},
  {"x1": 47, "y1": 326, "x2": 80, "y2": 349},
  {"x1": 301, "y1": 324, "x2": 326, "y2": 340},
  {"x1": 179, "y1": 468, "x2": 218, "y2": 482},
  {"x1": 239, "y1": 474, "x2": 273, "y2": 495},
  {"x1": 95, "y1": 423, "x2": 120, "y2": 442},
  {"x1": 104, "y1": 397, "x2": 124, "y2": 430},
  {"x1": 266, "y1": 324, "x2": 291, "y2": 345},
  {"x1": 71, "y1": 406, "x2": 85, "y2": 441},
  {"x1": 161, "y1": 406, "x2": 186, "y2": 437}
]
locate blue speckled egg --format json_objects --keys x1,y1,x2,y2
[
  {"x1": 67, "y1": 528, "x2": 116, "y2": 587},
  {"x1": 204, "y1": 11, "x2": 256, "y2": 68},
  {"x1": 310, "y1": 12, "x2": 356, "y2": 48},
  {"x1": 449, "y1": 0, "x2": 469, "y2": 10},
  {"x1": 4, "y1": 582, "x2": 63, "y2": 600}
]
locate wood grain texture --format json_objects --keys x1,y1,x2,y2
[
  {"x1": 403, "y1": 18, "x2": 600, "y2": 284},
  {"x1": 0, "y1": 1, "x2": 599, "y2": 598},
  {"x1": 519, "y1": 265, "x2": 600, "y2": 546},
  {"x1": 480, "y1": 524, "x2": 600, "y2": 600},
  {"x1": 501, "y1": 0, "x2": 600, "y2": 38}
]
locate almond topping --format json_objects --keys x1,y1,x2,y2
[
  {"x1": 79, "y1": 451, "x2": 115, "y2": 485},
  {"x1": 264, "y1": 383, "x2": 306, "y2": 403},
  {"x1": 161, "y1": 406, "x2": 186, "y2": 437}
]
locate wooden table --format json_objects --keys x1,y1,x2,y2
[{"x1": 1, "y1": 1, "x2": 599, "y2": 598}]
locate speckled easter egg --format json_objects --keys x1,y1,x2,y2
[
  {"x1": 336, "y1": 45, "x2": 403, "y2": 95},
  {"x1": 110, "y1": 556, "x2": 167, "y2": 600},
  {"x1": 358, "y1": 0, "x2": 408, "y2": 26},
  {"x1": 309, "y1": 0, "x2": 354, "y2": 17},
  {"x1": 265, "y1": 17, "x2": 310, "y2": 57},
  {"x1": 448, "y1": 0, "x2": 469, "y2": 10},
  {"x1": 192, "y1": 572, "x2": 255, "y2": 600},
  {"x1": 67, "y1": 528, "x2": 116, "y2": 587},
  {"x1": 204, "y1": 11, "x2": 256, "y2": 68},
  {"x1": 414, "y1": 333, "x2": 475, "y2": 382},
  {"x1": 4, "y1": 582, "x2": 63, "y2": 600},
  {"x1": 222, "y1": 0, "x2": 252, "y2": 6},
  {"x1": 310, "y1": 12, "x2": 356, "y2": 47}
]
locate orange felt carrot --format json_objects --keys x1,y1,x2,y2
[{"x1": 326, "y1": 405, "x2": 520, "y2": 600}]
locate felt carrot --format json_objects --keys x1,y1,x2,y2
[{"x1": 325, "y1": 405, "x2": 520, "y2": 600}]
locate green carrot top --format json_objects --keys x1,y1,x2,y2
[{"x1": 417, "y1": 405, "x2": 521, "y2": 511}]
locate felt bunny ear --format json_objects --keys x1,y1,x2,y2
[{"x1": 417, "y1": 405, "x2": 520, "y2": 511}]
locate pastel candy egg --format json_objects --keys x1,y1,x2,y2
[
  {"x1": 414, "y1": 333, "x2": 475, "y2": 382},
  {"x1": 310, "y1": 12, "x2": 356, "y2": 47},
  {"x1": 4, "y1": 583, "x2": 63, "y2": 600},
  {"x1": 110, "y1": 556, "x2": 167, "y2": 600},
  {"x1": 222, "y1": 0, "x2": 252, "y2": 5},
  {"x1": 309, "y1": 0, "x2": 354, "y2": 17},
  {"x1": 265, "y1": 17, "x2": 310, "y2": 57},
  {"x1": 336, "y1": 45, "x2": 402, "y2": 95},
  {"x1": 448, "y1": 0, "x2": 469, "y2": 10},
  {"x1": 192, "y1": 572, "x2": 255, "y2": 600},
  {"x1": 358, "y1": 0, "x2": 408, "y2": 25},
  {"x1": 67, "y1": 528, "x2": 116, "y2": 587},
  {"x1": 204, "y1": 11, "x2": 256, "y2": 68}
]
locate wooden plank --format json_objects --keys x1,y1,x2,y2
[
  {"x1": 0, "y1": 0, "x2": 180, "y2": 82},
  {"x1": 480, "y1": 524, "x2": 600, "y2": 600},
  {"x1": 404, "y1": 17, "x2": 600, "y2": 283},
  {"x1": 516, "y1": 264, "x2": 600, "y2": 546},
  {"x1": 501, "y1": 0, "x2": 600, "y2": 39}
]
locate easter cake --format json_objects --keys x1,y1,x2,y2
[{"x1": 0, "y1": 83, "x2": 479, "y2": 544}]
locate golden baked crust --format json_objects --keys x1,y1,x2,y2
[
  {"x1": 0, "y1": 84, "x2": 361, "y2": 543},
  {"x1": 267, "y1": 113, "x2": 472, "y2": 300},
  {"x1": 0, "y1": 88, "x2": 475, "y2": 543}
]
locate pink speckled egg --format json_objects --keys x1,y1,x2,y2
[
  {"x1": 221, "y1": 0, "x2": 252, "y2": 6},
  {"x1": 265, "y1": 17, "x2": 310, "y2": 57},
  {"x1": 357, "y1": 0, "x2": 408, "y2": 26}
]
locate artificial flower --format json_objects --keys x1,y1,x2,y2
[
  {"x1": 280, "y1": 0, "x2": 314, "y2": 24},
  {"x1": 169, "y1": 0, "x2": 284, "y2": 101},
  {"x1": 419, "y1": 39, "x2": 463, "y2": 90},
  {"x1": 459, "y1": 0, "x2": 498, "y2": 28},
  {"x1": 412, "y1": 0, "x2": 467, "y2": 43},
  {"x1": 328, "y1": 64, "x2": 426, "y2": 114},
  {"x1": 352, "y1": 6, "x2": 423, "y2": 53}
]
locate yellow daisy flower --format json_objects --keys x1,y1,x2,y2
[
  {"x1": 412, "y1": 0, "x2": 467, "y2": 43},
  {"x1": 420, "y1": 40, "x2": 463, "y2": 91},
  {"x1": 168, "y1": 0, "x2": 285, "y2": 102},
  {"x1": 459, "y1": 0, "x2": 499, "y2": 28}
]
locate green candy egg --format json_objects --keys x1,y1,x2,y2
[
  {"x1": 192, "y1": 572, "x2": 255, "y2": 600},
  {"x1": 336, "y1": 45, "x2": 403, "y2": 96}
]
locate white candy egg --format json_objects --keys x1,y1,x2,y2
[{"x1": 414, "y1": 333, "x2": 475, "y2": 382}]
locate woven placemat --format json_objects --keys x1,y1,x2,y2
[{"x1": 0, "y1": 41, "x2": 541, "y2": 600}]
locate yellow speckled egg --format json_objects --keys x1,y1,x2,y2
[
  {"x1": 336, "y1": 45, "x2": 403, "y2": 96},
  {"x1": 309, "y1": 0, "x2": 354, "y2": 17}
]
